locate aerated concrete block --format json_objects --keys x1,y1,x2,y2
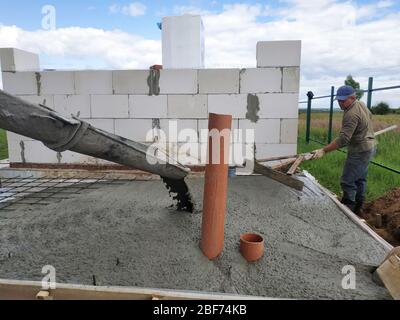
[
  {"x1": 240, "y1": 68, "x2": 282, "y2": 93},
  {"x1": 167, "y1": 95, "x2": 208, "y2": 118},
  {"x1": 198, "y1": 119, "x2": 239, "y2": 143},
  {"x1": 2, "y1": 72, "x2": 38, "y2": 95},
  {"x1": 257, "y1": 41, "x2": 301, "y2": 67},
  {"x1": 16, "y1": 95, "x2": 55, "y2": 109},
  {"x1": 6, "y1": 132, "x2": 34, "y2": 163},
  {"x1": 198, "y1": 69, "x2": 240, "y2": 94},
  {"x1": 54, "y1": 95, "x2": 91, "y2": 118},
  {"x1": 22, "y1": 140, "x2": 59, "y2": 164},
  {"x1": 162, "y1": 15, "x2": 205, "y2": 69},
  {"x1": 160, "y1": 119, "x2": 198, "y2": 143},
  {"x1": 255, "y1": 143, "x2": 298, "y2": 159},
  {"x1": 258, "y1": 93, "x2": 299, "y2": 119},
  {"x1": 283, "y1": 67, "x2": 300, "y2": 93},
  {"x1": 75, "y1": 71, "x2": 113, "y2": 94},
  {"x1": 115, "y1": 119, "x2": 157, "y2": 143},
  {"x1": 40, "y1": 71, "x2": 75, "y2": 95},
  {"x1": 208, "y1": 94, "x2": 247, "y2": 119},
  {"x1": 0, "y1": 48, "x2": 40, "y2": 72},
  {"x1": 113, "y1": 70, "x2": 150, "y2": 94},
  {"x1": 129, "y1": 95, "x2": 168, "y2": 118},
  {"x1": 91, "y1": 95, "x2": 129, "y2": 118},
  {"x1": 57, "y1": 151, "x2": 114, "y2": 165},
  {"x1": 281, "y1": 119, "x2": 299, "y2": 144},
  {"x1": 159, "y1": 69, "x2": 198, "y2": 94},
  {"x1": 239, "y1": 119, "x2": 281, "y2": 144}
]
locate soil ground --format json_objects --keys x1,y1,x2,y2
[{"x1": 363, "y1": 188, "x2": 400, "y2": 247}]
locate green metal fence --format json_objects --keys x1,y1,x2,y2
[{"x1": 300, "y1": 76, "x2": 400, "y2": 174}]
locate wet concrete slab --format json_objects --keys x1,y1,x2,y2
[{"x1": 0, "y1": 175, "x2": 391, "y2": 299}]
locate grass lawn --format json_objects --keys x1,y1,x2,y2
[
  {"x1": 298, "y1": 112, "x2": 400, "y2": 201},
  {"x1": 0, "y1": 129, "x2": 7, "y2": 160}
]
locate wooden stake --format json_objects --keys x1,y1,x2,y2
[
  {"x1": 374, "y1": 125, "x2": 398, "y2": 137},
  {"x1": 36, "y1": 290, "x2": 52, "y2": 300},
  {"x1": 256, "y1": 155, "x2": 297, "y2": 163},
  {"x1": 377, "y1": 253, "x2": 400, "y2": 300},
  {"x1": 287, "y1": 155, "x2": 305, "y2": 175}
]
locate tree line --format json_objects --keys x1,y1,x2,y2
[{"x1": 345, "y1": 75, "x2": 399, "y2": 115}]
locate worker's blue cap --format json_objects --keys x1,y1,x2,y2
[{"x1": 336, "y1": 85, "x2": 355, "y2": 101}]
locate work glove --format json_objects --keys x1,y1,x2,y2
[{"x1": 311, "y1": 148, "x2": 325, "y2": 159}]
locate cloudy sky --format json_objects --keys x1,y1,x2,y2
[{"x1": 0, "y1": 0, "x2": 399, "y2": 108}]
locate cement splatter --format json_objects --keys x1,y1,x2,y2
[
  {"x1": 246, "y1": 94, "x2": 260, "y2": 123},
  {"x1": 35, "y1": 72, "x2": 42, "y2": 96},
  {"x1": 147, "y1": 69, "x2": 160, "y2": 96},
  {"x1": 19, "y1": 141, "x2": 26, "y2": 163}
]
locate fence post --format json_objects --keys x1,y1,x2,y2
[
  {"x1": 328, "y1": 86, "x2": 335, "y2": 143},
  {"x1": 367, "y1": 77, "x2": 373, "y2": 110},
  {"x1": 306, "y1": 91, "x2": 314, "y2": 144}
]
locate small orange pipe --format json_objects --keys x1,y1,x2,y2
[
  {"x1": 200, "y1": 113, "x2": 232, "y2": 260},
  {"x1": 240, "y1": 233, "x2": 264, "y2": 262}
]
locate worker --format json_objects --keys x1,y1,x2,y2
[{"x1": 311, "y1": 85, "x2": 376, "y2": 215}]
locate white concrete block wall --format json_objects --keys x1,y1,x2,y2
[
  {"x1": 160, "y1": 119, "x2": 198, "y2": 143},
  {"x1": 167, "y1": 95, "x2": 207, "y2": 118},
  {"x1": 1, "y1": 41, "x2": 301, "y2": 167},
  {"x1": 257, "y1": 41, "x2": 302, "y2": 67},
  {"x1": 208, "y1": 94, "x2": 248, "y2": 119},
  {"x1": 198, "y1": 69, "x2": 239, "y2": 94},
  {"x1": 130, "y1": 95, "x2": 168, "y2": 118},
  {"x1": 54, "y1": 95, "x2": 91, "y2": 118},
  {"x1": 159, "y1": 69, "x2": 198, "y2": 94},
  {"x1": 239, "y1": 119, "x2": 281, "y2": 144},
  {"x1": 113, "y1": 70, "x2": 150, "y2": 94},
  {"x1": 2, "y1": 72, "x2": 38, "y2": 95},
  {"x1": 115, "y1": 119, "x2": 157, "y2": 142},
  {"x1": 255, "y1": 144, "x2": 298, "y2": 159},
  {"x1": 281, "y1": 119, "x2": 299, "y2": 144},
  {"x1": 91, "y1": 95, "x2": 129, "y2": 118},
  {"x1": 258, "y1": 93, "x2": 299, "y2": 119},
  {"x1": 198, "y1": 119, "x2": 239, "y2": 143},
  {"x1": 283, "y1": 67, "x2": 300, "y2": 93},
  {"x1": 75, "y1": 71, "x2": 113, "y2": 94},
  {"x1": 22, "y1": 141, "x2": 60, "y2": 164},
  {"x1": 0, "y1": 48, "x2": 40, "y2": 72},
  {"x1": 40, "y1": 71, "x2": 75, "y2": 95},
  {"x1": 16, "y1": 95, "x2": 55, "y2": 109},
  {"x1": 162, "y1": 15, "x2": 205, "y2": 69},
  {"x1": 6, "y1": 132, "x2": 34, "y2": 163},
  {"x1": 240, "y1": 68, "x2": 282, "y2": 93}
]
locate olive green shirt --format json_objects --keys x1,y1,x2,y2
[{"x1": 335, "y1": 100, "x2": 376, "y2": 154}]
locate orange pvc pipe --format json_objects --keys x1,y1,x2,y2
[{"x1": 200, "y1": 113, "x2": 232, "y2": 260}]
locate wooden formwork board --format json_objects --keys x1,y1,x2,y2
[{"x1": 0, "y1": 279, "x2": 274, "y2": 300}]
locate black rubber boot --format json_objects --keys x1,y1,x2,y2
[
  {"x1": 341, "y1": 197, "x2": 356, "y2": 212},
  {"x1": 354, "y1": 195, "x2": 365, "y2": 216}
]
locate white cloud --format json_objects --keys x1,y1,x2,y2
[
  {"x1": 1, "y1": 1, "x2": 399, "y2": 107},
  {"x1": 0, "y1": 26, "x2": 160, "y2": 69},
  {"x1": 109, "y1": 2, "x2": 146, "y2": 17},
  {"x1": 173, "y1": 5, "x2": 211, "y2": 16}
]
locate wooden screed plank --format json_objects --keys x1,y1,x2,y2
[{"x1": 254, "y1": 161, "x2": 304, "y2": 191}]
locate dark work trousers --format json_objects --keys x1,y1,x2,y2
[{"x1": 340, "y1": 147, "x2": 376, "y2": 203}]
